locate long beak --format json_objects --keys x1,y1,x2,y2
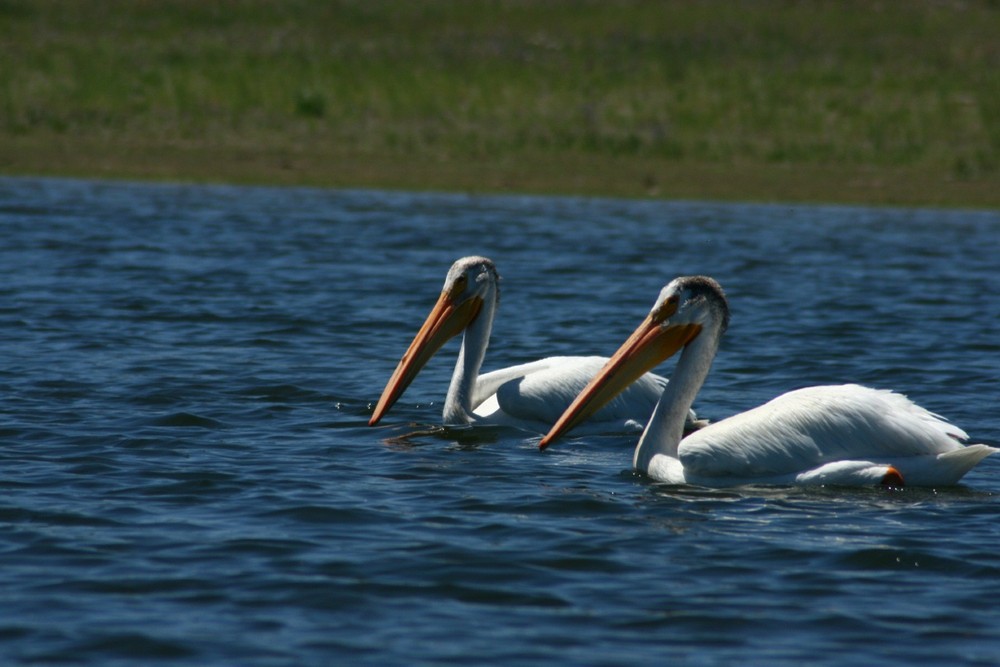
[
  {"x1": 369, "y1": 291, "x2": 483, "y2": 426},
  {"x1": 539, "y1": 316, "x2": 701, "y2": 448}
]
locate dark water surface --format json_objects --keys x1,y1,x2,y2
[{"x1": 2, "y1": 177, "x2": 999, "y2": 665}]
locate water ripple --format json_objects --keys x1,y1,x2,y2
[{"x1": 0, "y1": 177, "x2": 998, "y2": 666}]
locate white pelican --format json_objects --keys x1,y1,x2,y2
[
  {"x1": 540, "y1": 275, "x2": 996, "y2": 487},
  {"x1": 369, "y1": 256, "x2": 702, "y2": 432}
]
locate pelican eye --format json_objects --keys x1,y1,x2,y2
[
  {"x1": 653, "y1": 294, "x2": 681, "y2": 321},
  {"x1": 449, "y1": 274, "x2": 468, "y2": 296}
]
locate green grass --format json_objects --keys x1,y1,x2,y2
[{"x1": 1, "y1": 0, "x2": 998, "y2": 207}]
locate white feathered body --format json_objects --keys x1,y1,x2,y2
[
  {"x1": 646, "y1": 384, "x2": 994, "y2": 487},
  {"x1": 474, "y1": 356, "x2": 667, "y2": 430}
]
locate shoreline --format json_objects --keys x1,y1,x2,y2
[
  {"x1": 2, "y1": 138, "x2": 997, "y2": 210},
  {"x1": 3, "y1": 2, "x2": 996, "y2": 211}
]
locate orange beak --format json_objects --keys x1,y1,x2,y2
[
  {"x1": 369, "y1": 290, "x2": 483, "y2": 426},
  {"x1": 539, "y1": 314, "x2": 701, "y2": 448}
]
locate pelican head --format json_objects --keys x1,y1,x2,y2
[
  {"x1": 369, "y1": 256, "x2": 500, "y2": 426},
  {"x1": 540, "y1": 276, "x2": 728, "y2": 448}
]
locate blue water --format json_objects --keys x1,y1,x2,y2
[{"x1": 2, "y1": 176, "x2": 999, "y2": 666}]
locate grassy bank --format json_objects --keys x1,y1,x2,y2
[{"x1": 1, "y1": 1, "x2": 998, "y2": 207}]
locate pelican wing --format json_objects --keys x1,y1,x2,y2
[
  {"x1": 479, "y1": 356, "x2": 666, "y2": 425},
  {"x1": 678, "y1": 384, "x2": 968, "y2": 478},
  {"x1": 472, "y1": 358, "x2": 569, "y2": 409}
]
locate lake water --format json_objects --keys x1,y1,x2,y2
[{"x1": 2, "y1": 176, "x2": 999, "y2": 666}]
